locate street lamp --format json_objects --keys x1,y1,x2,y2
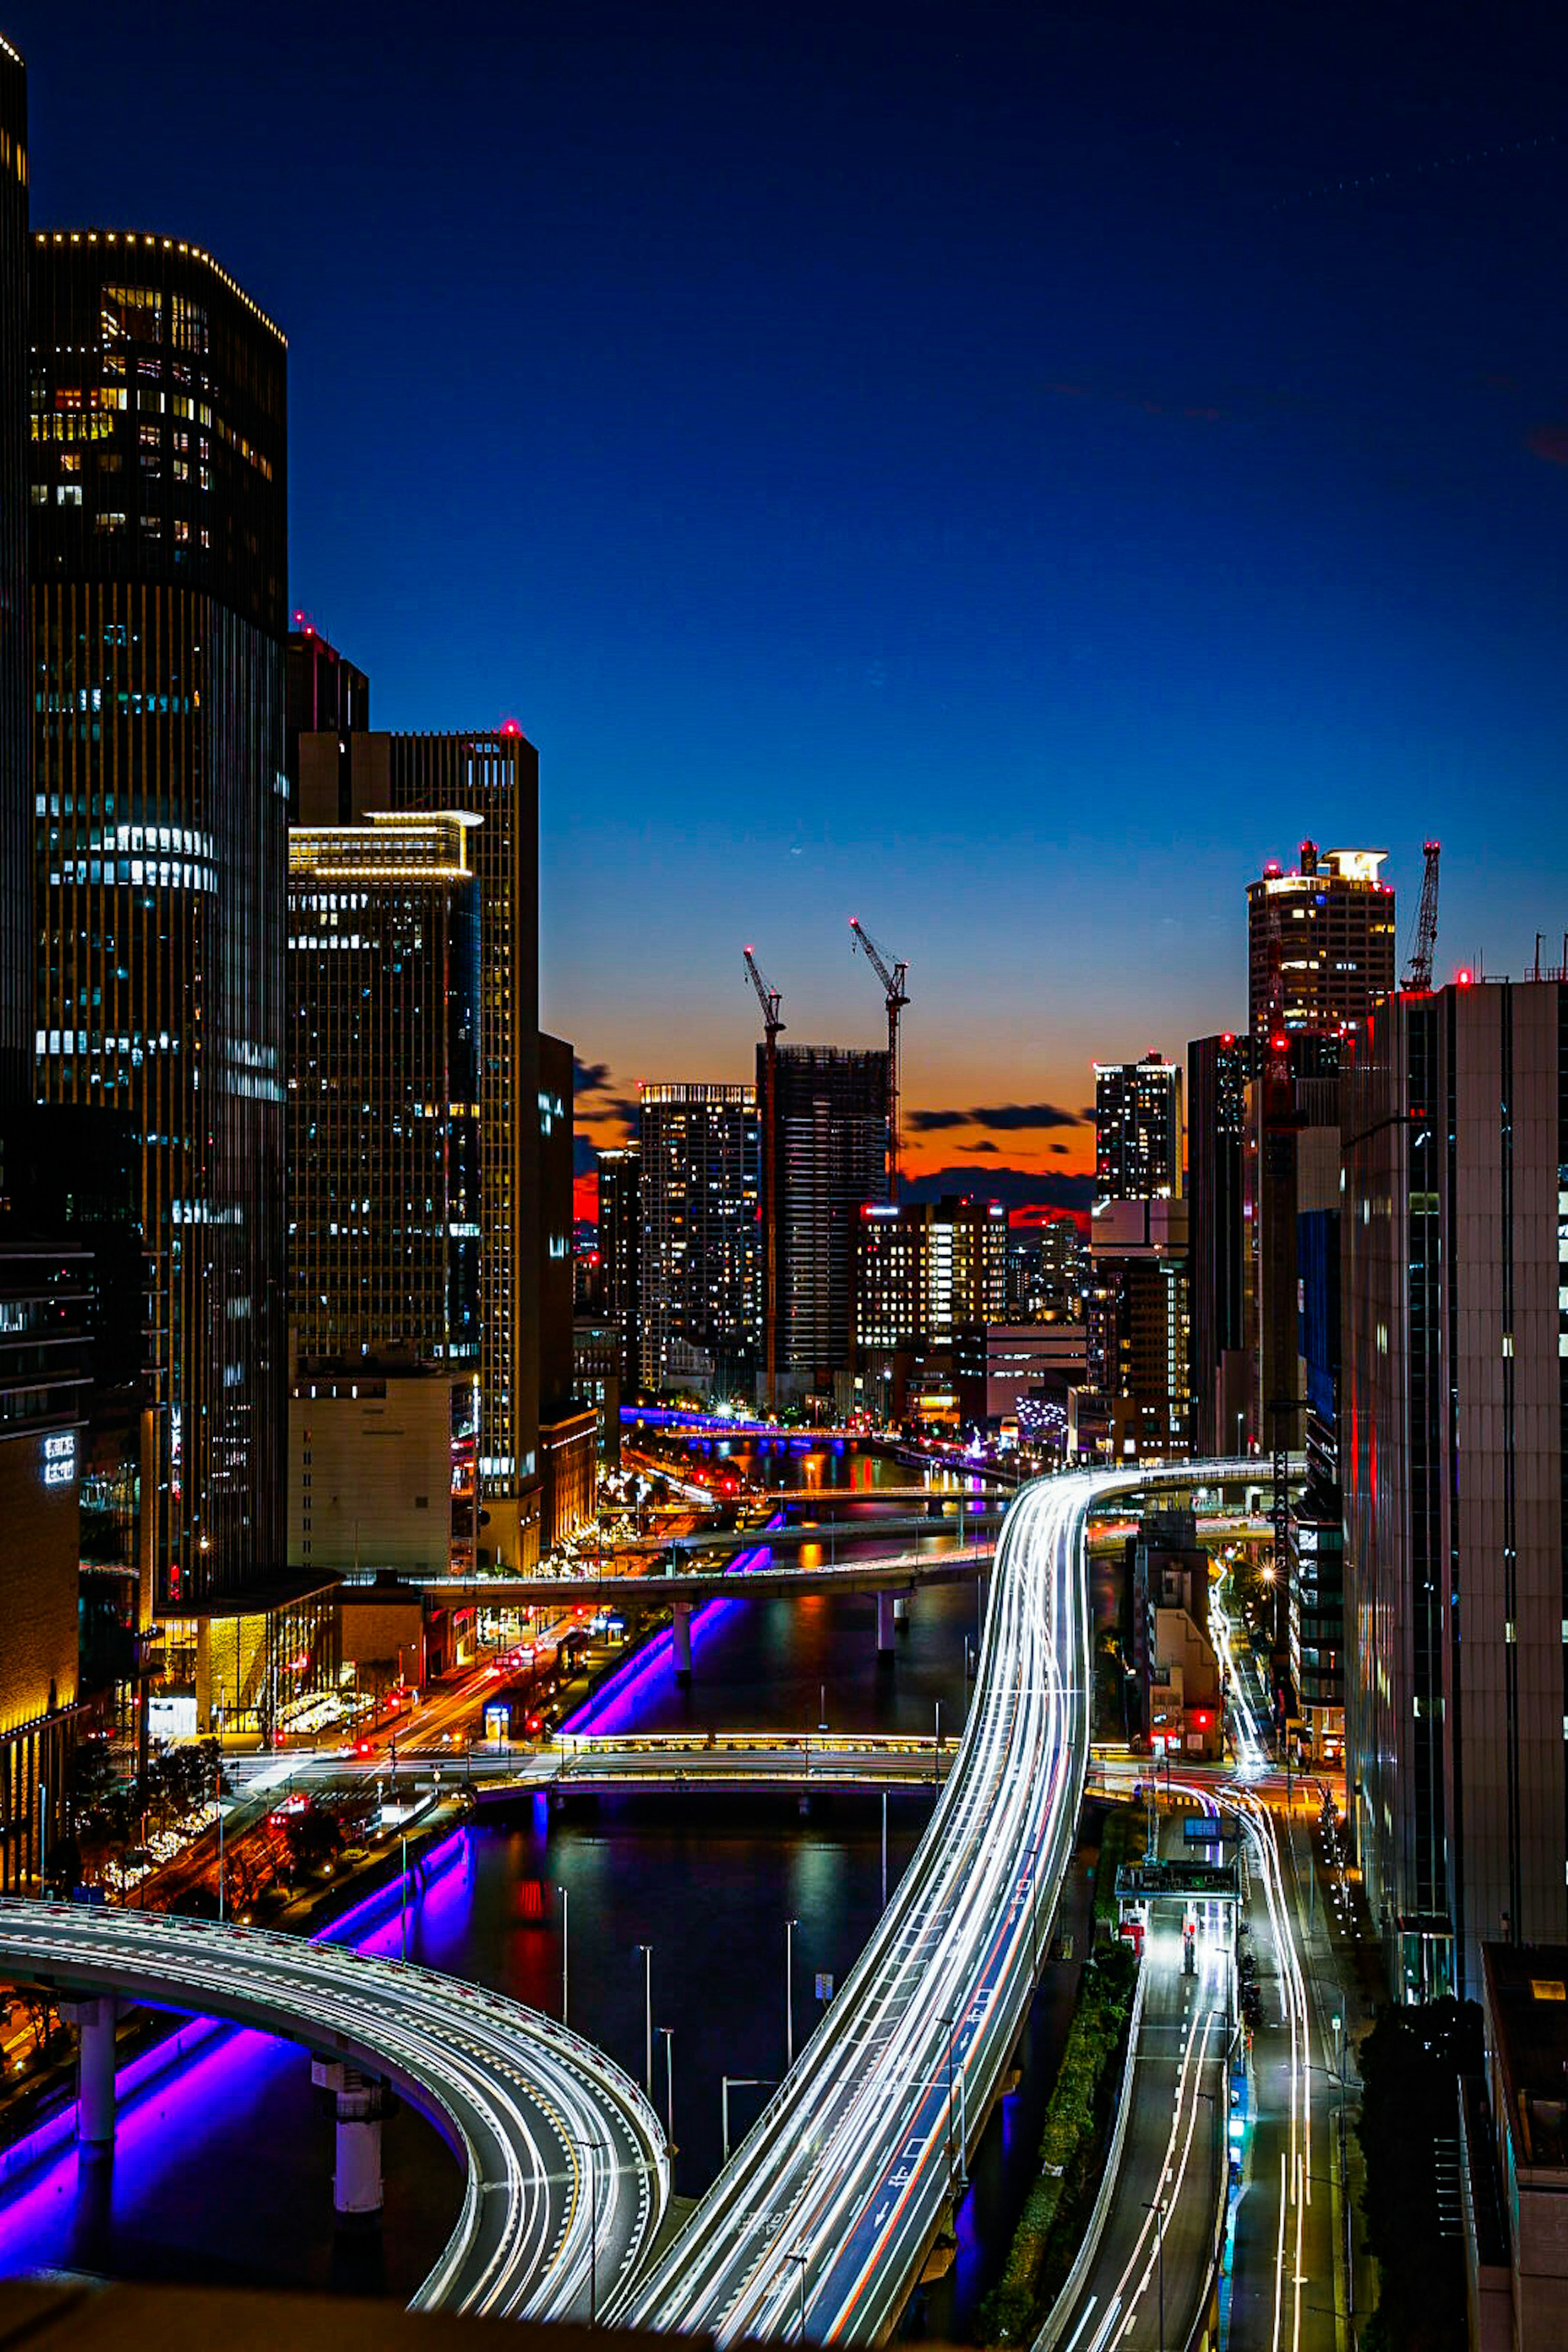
[
  {"x1": 659, "y1": 2024, "x2": 675, "y2": 2145},
  {"x1": 785, "y1": 1917, "x2": 799, "y2": 2069},
  {"x1": 785, "y1": 2246, "x2": 808, "y2": 2341},
  {"x1": 566, "y1": 2130, "x2": 604, "y2": 2327},
  {"x1": 559, "y1": 1884, "x2": 569, "y2": 2026},
  {"x1": 635, "y1": 1943, "x2": 653, "y2": 2094}
]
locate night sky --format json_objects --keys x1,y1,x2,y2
[{"x1": 16, "y1": 3, "x2": 1568, "y2": 1211}]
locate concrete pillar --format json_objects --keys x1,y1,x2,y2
[
  {"x1": 314, "y1": 2060, "x2": 388, "y2": 2224},
  {"x1": 672, "y1": 1601, "x2": 693, "y2": 1683},
  {"x1": 876, "y1": 1590, "x2": 896, "y2": 1659},
  {"x1": 65, "y1": 1997, "x2": 118, "y2": 2147}
]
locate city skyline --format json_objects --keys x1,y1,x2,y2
[{"x1": 11, "y1": 2, "x2": 1568, "y2": 1212}]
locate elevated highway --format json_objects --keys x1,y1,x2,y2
[
  {"x1": 0, "y1": 1900, "x2": 668, "y2": 2323},
  {"x1": 336, "y1": 1540, "x2": 999, "y2": 1614},
  {"x1": 613, "y1": 1459, "x2": 1250, "y2": 2344}
]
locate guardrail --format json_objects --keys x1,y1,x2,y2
[{"x1": 1031, "y1": 1956, "x2": 1149, "y2": 2352}]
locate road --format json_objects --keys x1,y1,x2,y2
[
  {"x1": 1046, "y1": 1849, "x2": 1227, "y2": 2352},
  {"x1": 614, "y1": 1460, "x2": 1250, "y2": 2345},
  {"x1": 0, "y1": 1898, "x2": 668, "y2": 2322}
]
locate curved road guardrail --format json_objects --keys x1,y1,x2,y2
[
  {"x1": 0, "y1": 1902, "x2": 668, "y2": 2322},
  {"x1": 615, "y1": 1460, "x2": 1250, "y2": 2345}
]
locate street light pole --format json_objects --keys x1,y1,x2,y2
[
  {"x1": 560, "y1": 1884, "x2": 569, "y2": 2026},
  {"x1": 1143, "y1": 2199, "x2": 1166, "y2": 2352},
  {"x1": 785, "y1": 1917, "x2": 799, "y2": 2068},
  {"x1": 635, "y1": 1943, "x2": 653, "y2": 2094},
  {"x1": 786, "y1": 2247, "x2": 808, "y2": 2341},
  {"x1": 659, "y1": 2024, "x2": 675, "y2": 2145},
  {"x1": 568, "y1": 2132, "x2": 602, "y2": 2327}
]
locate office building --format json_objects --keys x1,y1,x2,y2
[
  {"x1": 537, "y1": 1031, "x2": 594, "y2": 1551},
  {"x1": 763, "y1": 1042, "x2": 890, "y2": 1399},
  {"x1": 1246, "y1": 839, "x2": 1396, "y2": 1038},
  {"x1": 1462, "y1": 1943, "x2": 1568, "y2": 2350},
  {"x1": 284, "y1": 621, "x2": 368, "y2": 817},
  {"x1": 287, "y1": 813, "x2": 481, "y2": 1371},
  {"x1": 1287, "y1": 1169, "x2": 1345, "y2": 1765},
  {"x1": 573, "y1": 1317, "x2": 622, "y2": 1468},
  {"x1": 1094, "y1": 1054, "x2": 1182, "y2": 1201},
  {"x1": 289, "y1": 1361, "x2": 463, "y2": 1577},
  {"x1": 1005, "y1": 1214, "x2": 1089, "y2": 1324},
  {"x1": 639, "y1": 1082, "x2": 759, "y2": 1396},
  {"x1": 1083, "y1": 1197, "x2": 1191, "y2": 1459},
  {"x1": 854, "y1": 1197, "x2": 1007, "y2": 1353},
  {"x1": 0, "y1": 38, "x2": 24, "y2": 1127},
  {"x1": 953, "y1": 1321, "x2": 1087, "y2": 1432},
  {"x1": 31, "y1": 228, "x2": 289, "y2": 1613},
  {"x1": 1343, "y1": 975, "x2": 1568, "y2": 2001},
  {"x1": 1129, "y1": 1511, "x2": 1223, "y2": 1762},
  {"x1": 597, "y1": 1140, "x2": 641, "y2": 1396},
  {"x1": 1186, "y1": 1032, "x2": 1255, "y2": 1455},
  {"x1": 0, "y1": 1236, "x2": 86, "y2": 1889},
  {"x1": 296, "y1": 722, "x2": 543, "y2": 1560}
]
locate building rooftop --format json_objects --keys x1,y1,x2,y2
[{"x1": 1483, "y1": 1942, "x2": 1568, "y2": 2171}]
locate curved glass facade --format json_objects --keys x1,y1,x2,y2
[{"x1": 29, "y1": 232, "x2": 287, "y2": 1610}]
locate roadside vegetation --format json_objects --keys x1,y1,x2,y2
[{"x1": 978, "y1": 1931, "x2": 1140, "y2": 2344}]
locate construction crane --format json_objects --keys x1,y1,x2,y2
[
  {"x1": 1403, "y1": 840, "x2": 1441, "y2": 993},
  {"x1": 849, "y1": 918, "x2": 911, "y2": 1201},
  {"x1": 743, "y1": 946, "x2": 784, "y2": 1413}
]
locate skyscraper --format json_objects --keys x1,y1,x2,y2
[
  {"x1": 1094, "y1": 1055, "x2": 1182, "y2": 1200},
  {"x1": 1082, "y1": 1197, "x2": 1191, "y2": 1461},
  {"x1": 763, "y1": 1042, "x2": 891, "y2": 1399},
  {"x1": 31, "y1": 229, "x2": 288, "y2": 1612},
  {"x1": 1342, "y1": 974, "x2": 1568, "y2": 2000},
  {"x1": 853, "y1": 1197, "x2": 1007, "y2": 1356},
  {"x1": 284, "y1": 620, "x2": 368, "y2": 817},
  {"x1": 1186, "y1": 1031, "x2": 1255, "y2": 1455},
  {"x1": 296, "y1": 723, "x2": 542, "y2": 1558},
  {"x1": 1246, "y1": 840, "x2": 1396, "y2": 1038},
  {"x1": 0, "y1": 37, "x2": 25, "y2": 1127},
  {"x1": 639, "y1": 1083, "x2": 759, "y2": 1396},
  {"x1": 286, "y1": 811, "x2": 481, "y2": 1369},
  {"x1": 597, "y1": 1140, "x2": 641, "y2": 1395},
  {"x1": 537, "y1": 1031, "x2": 595, "y2": 1550}
]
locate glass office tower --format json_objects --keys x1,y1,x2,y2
[{"x1": 30, "y1": 229, "x2": 288, "y2": 1610}]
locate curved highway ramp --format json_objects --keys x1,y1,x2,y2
[
  {"x1": 0, "y1": 1902, "x2": 668, "y2": 2322},
  {"x1": 614, "y1": 1463, "x2": 1239, "y2": 2345}
]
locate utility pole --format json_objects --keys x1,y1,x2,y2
[
  {"x1": 635, "y1": 1943, "x2": 653, "y2": 2095},
  {"x1": 785, "y1": 1916, "x2": 799, "y2": 2068}
]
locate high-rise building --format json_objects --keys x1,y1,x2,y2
[
  {"x1": 296, "y1": 724, "x2": 542, "y2": 1557},
  {"x1": 537, "y1": 1030, "x2": 594, "y2": 1551},
  {"x1": 31, "y1": 229, "x2": 289, "y2": 1613},
  {"x1": 639, "y1": 1083, "x2": 759, "y2": 1396},
  {"x1": 1187, "y1": 1032, "x2": 1255, "y2": 1455},
  {"x1": 1094, "y1": 1055, "x2": 1182, "y2": 1200},
  {"x1": 284, "y1": 620, "x2": 368, "y2": 817},
  {"x1": 1082, "y1": 1197, "x2": 1191, "y2": 1460},
  {"x1": 1005, "y1": 1214, "x2": 1089, "y2": 1324},
  {"x1": 0, "y1": 38, "x2": 25, "y2": 1129},
  {"x1": 1246, "y1": 840, "x2": 1396, "y2": 1038},
  {"x1": 763, "y1": 1042, "x2": 891, "y2": 1397},
  {"x1": 0, "y1": 1234, "x2": 86, "y2": 1889},
  {"x1": 854, "y1": 1197, "x2": 1007, "y2": 1356},
  {"x1": 286, "y1": 811, "x2": 481, "y2": 1370},
  {"x1": 1342, "y1": 975, "x2": 1568, "y2": 2001},
  {"x1": 597, "y1": 1140, "x2": 641, "y2": 1396}
]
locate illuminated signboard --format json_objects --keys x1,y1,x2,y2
[{"x1": 43, "y1": 1430, "x2": 77, "y2": 1488}]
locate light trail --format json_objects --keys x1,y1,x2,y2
[
  {"x1": 0, "y1": 1900, "x2": 668, "y2": 2322},
  {"x1": 617, "y1": 1459, "x2": 1253, "y2": 2345}
]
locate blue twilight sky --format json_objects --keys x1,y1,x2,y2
[{"x1": 15, "y1": 1, "x2": 1568, "y2": 1207}]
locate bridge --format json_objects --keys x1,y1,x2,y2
[
  {"x1": 610, "y1": 1457, "x2": 1251, "y2": 2344},
  {"x1": 0, "y1": 1896, "x2": 668, "y2": 2323},
  {"x1": 336, "y1": 1541, "x2": 999, "y2": 1617},
  {"x1": 468, "y1": 1732, "x2": 961, "y2": 1802}
]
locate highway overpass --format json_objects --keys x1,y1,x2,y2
[
  {"x1": 0, "y1": 1898, "x2": 668, "y2": 2324},
  {"x1": 611, "y1": 1457, "x2": 1253, "y2": 2345}
]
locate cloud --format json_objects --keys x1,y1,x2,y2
[
  {"x1": 572, "y1": 1136, "x2": 599, "y2": 1178},
  {"x1": 903, "y1": 1165, "x2": 1096, "y2": 1214},
  {"x1": 907, "y1": 1101, "x2": 1085, "y2": 1135},
  {"x1": 1528, "y1": 422, "x2": 1568, "y2": 466},
  {"x1": 969, "y1": 1140, "x2": 1000, "y2": 1155},
  {"x1": 1050, "y1": 1142, "x2": 1070, "y2": 1156},
  {"x1": 573, "y1": 1056, "x2": 612, "y2": 1096}
]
